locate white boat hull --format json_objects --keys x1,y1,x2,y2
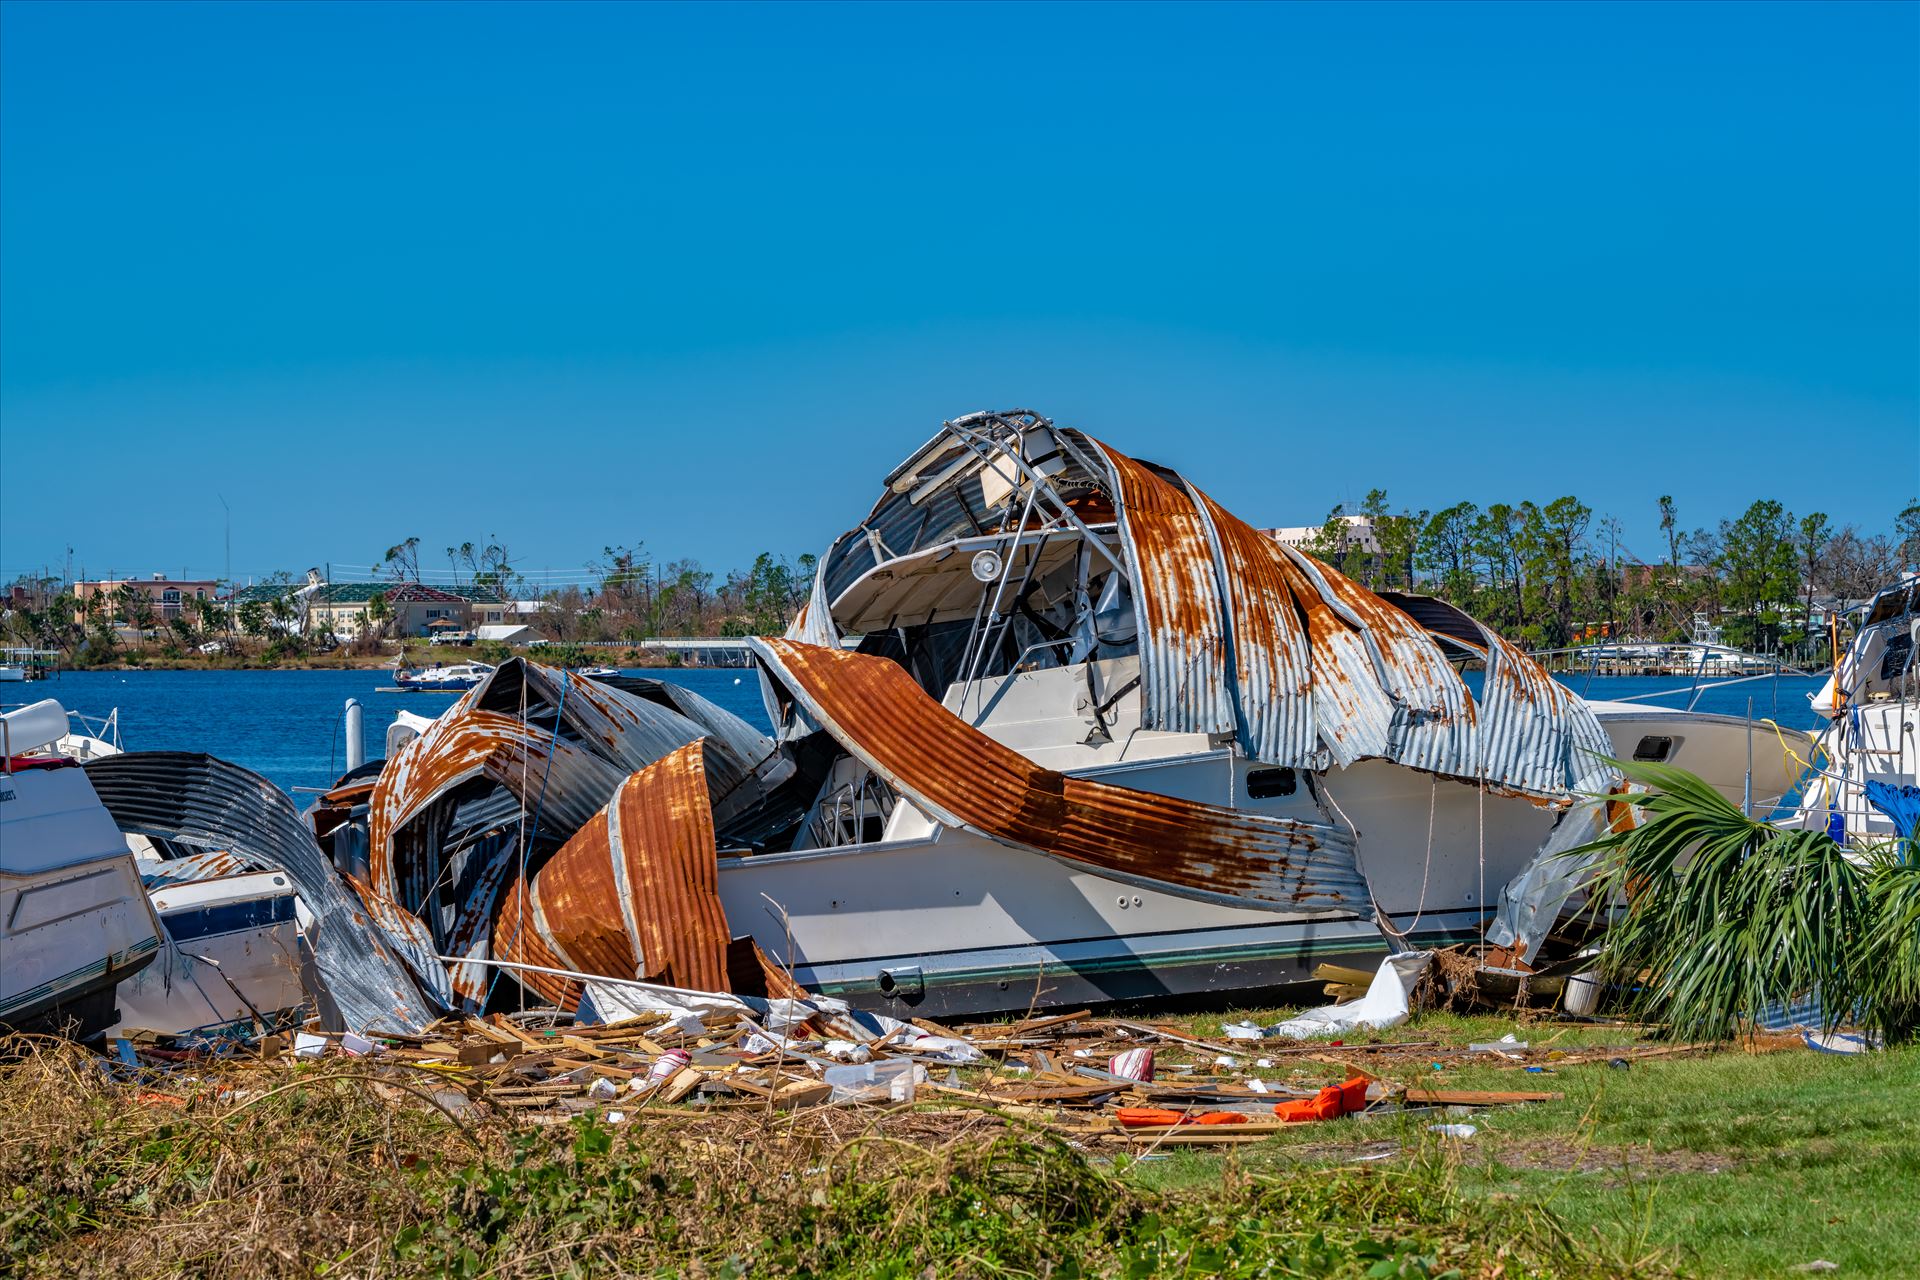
[
  {"x1": 0, "y1": 764, "x2": 161, "y2": 1037},
  {"x1": 111, "y1": 869, "x2": 308, "y2": 1042}
]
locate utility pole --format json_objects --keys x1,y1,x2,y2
[{"x1": 219, "y1": 493, "x2": 232, "y2": 619}]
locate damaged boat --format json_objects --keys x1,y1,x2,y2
[
  {"x1": 0, "y1": 700, "x2": 161, "y2": 1039},
  {"x1": 344, "y1": 409, "x2": 1810, "y2": 1022}
]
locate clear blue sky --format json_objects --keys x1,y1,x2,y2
[{"x1": 2, "y1": 1, "x2": 1915, "y2": 587}]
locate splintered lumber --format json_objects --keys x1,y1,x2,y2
[
  {"x1": 1008, "y1": 1008, "x2": 1093, "y2": 1034},
  {"x1": 1312, "y1": 963, "x2": 1380, "y2": 987},
  {"x1": 1401, "y1": 1087, "x2": 1562, "y2": 1105},
  {"x1": 657, "y1": 1066, "x2": 705, "y2": 1105}
]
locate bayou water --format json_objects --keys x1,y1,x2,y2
[{"x1": 15, "y1": 667, "x2": 1825, "y2": 796}]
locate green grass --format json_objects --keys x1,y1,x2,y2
[
  {"x1": 5, "y1": 1024, "x2": 1913, "y2": 1277},
  {"x1": 1116, "y1": 1019, "x2": 1920, "y2": 1279}
]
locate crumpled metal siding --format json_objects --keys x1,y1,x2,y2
[
  {"x1": 1476, "y1": 627, "x2": 1617, "y2": 801},
  {"x1": 136, "y1": 849, "x2": 254, "y2": 888},
  {"x1": 753, "y1": 639, "x2": 1365, "y2": 913},
  {"x1": 1273, "y1": 542, "x2": 1478, "y2": 780},
  {"x1": 1094, "y1": 443, "x2": 1236, "y2": 739},
  {"x1": 84, "y1": 752, "x2": 437, "y2": 1034},
  {"x1": 809, "y1": 414, "x2": 1618, "y2": 806},
  {"x1": 370, "y1": 708, "x2": 632, "y2": 908},
  {"x1": 443, "y1": 841, "x2": 521, "y2": 1010},
  {"x1": 342, "y1": 875, "x2": 456, "y2": 1010},
  {"x1": 595, "y1": 673, "x2": 797, "y2": 816},
  {"x1": 1252, "y1": 544, "x2": 1399, "y2": 768},
  {"x1": 493, "y1": 741, "x2": 728, "y2": 1008},
  {"x1": 1183, "y1": 483, "x2": 1318, "y2": 767}
]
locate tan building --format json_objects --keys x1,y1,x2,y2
[{"x1": 74, "y1": 574, "x2": 220, "y2": 622}]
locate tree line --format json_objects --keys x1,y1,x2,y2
[
  {"x1": 9, "y1": 496, "x2": 1915, "y2": 665},
  {"x1": 1304, "y1": 491, "x2": 1920, "y2": 656}
]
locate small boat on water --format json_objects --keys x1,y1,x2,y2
[
  {"x1": 577, "y1": 665, "x2": 620, "y2": 679},
  {"x1": 0, "y1": 699, "x2": 162, "y2": 1039},
  {"x1": 394, "y1": 660, "x2": 496, "y2": 692}
]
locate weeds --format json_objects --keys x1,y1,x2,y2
[{"x1": 0, "y1": 1039, "x2": 1644, "y2": 1279}]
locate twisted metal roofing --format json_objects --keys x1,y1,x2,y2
[
  {"x1": 84, "y1": 752, "x2": 438, "y2": 1034},
  {"x1": 753, "y1": 638, "x2": 1366, "y2": 913},
  {"x1": 493, "y1": 741, "x2": 726, "y2": 1007},
  {"x1": 806, "y1": 411, "x2": 1611, "y2": 804}
]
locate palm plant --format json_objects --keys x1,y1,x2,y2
[{"x1": 1575, "y1": 758, "x2": 1916, "y2": 1042}]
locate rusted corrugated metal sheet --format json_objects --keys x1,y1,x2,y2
[
  {"x1": 85, "y1": 752, "x2": 438, "y2": 1034},
  {"x1": 1373, "y1": 591, "x2": 1616, "y2": 802},
  {"x1": 1094, "y1": 442, "x2": 1235, "y2": 740},
  {"x1": 1476, "y1": 627, "x2": 1616, "y2": 800},
  {"x1": 1269, "y1": 541, "x2": 1478, "y2": 779},
  {"x1": 753, "y1": 638, "x2": 1365, "y2": 912},
  {"x1": 1182, "y1": 483, "x2": 1317, "y2": 767},
  {"x1": 370, "y1": 708, "x2": 631, "y2": 909},
  {"x1": 807, "y1": 413, "x2": 1619, "y2": 807},
  {"x1": 343, "y1": 875, "x2": 456, "y2": 1010},
  {"x1": 494, "y1": 741, "x2": 728, "y2": 1008}
]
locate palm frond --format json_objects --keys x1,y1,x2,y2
[{"x1": 1572, "y1": 758, "x2": 1882, "y2": 1040}]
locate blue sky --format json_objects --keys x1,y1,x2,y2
[{"x1": 2, "y1": 1, "x2": 1915, "y2": 587}]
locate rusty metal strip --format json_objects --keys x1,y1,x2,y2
[
  {"x1": 1279, "y1": 543, "x2": 1478, "y2": 778},
  {"x1": 494, "y1": 741, "x2": 729, "y2": 1007},
  {"x1": 1094, "y1": 442, "x2": 1235, "y2": 739},
  {"x1": 753, "y1": 638, "x2": 1364, "y2": 912}
]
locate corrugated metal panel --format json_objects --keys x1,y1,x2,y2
[
  {"x1": 342, "y1": 875, "x2": 456, "y2": 1010},
  {"x1": 1271, "y1": 542, "x2": 1478, "y2": 780},
  {"x1": 494, "y1": 741, "x2": 727, "y2": 1008},
  {"x1": 84, "y1": 752, "x2": 437, "y2": 1034},
  {"x1": 1374, "y1": 591, "x2": 1617, "y2": 802},
  {"x1": 370, "y1": 707, "x2": 632, "y2": 909},
  {"x1": 1093, "y1": 443, "x2": 1236, "y2": 739},
  {"x1": 1477, "y1": 627, "x2": 1617, "y2": 800},
  {"x1": 1183, "y1": 483, "x2": 1317, "y2": 766},
  {"x1": 753, "y1": 639, "x2": 1365, "y2": 912},
  {"x1": 136, "y1": 849, "x2": 254, "y2": 888}
]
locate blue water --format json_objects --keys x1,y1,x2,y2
[
  {"x1": 18, "y1": 668, "x2": 772, "y2": 795},
  {"x1": 14, "y1": 667, "x2": 1823, "y2": 796}
]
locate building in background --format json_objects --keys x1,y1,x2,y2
[{"x1": 73, "y1": 574, "x2": 220, "y2": 622}]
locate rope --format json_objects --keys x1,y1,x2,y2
[
  {"x1": 1476, "y1": 767, "x2": 1487, "y2": 948},
  {"x1": 1390, "y1": 771, "x2": 1436, "y2": 951}
]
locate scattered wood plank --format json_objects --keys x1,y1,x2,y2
[{"x1": 1402, "y1": 1087, "x2": 1561, "y2": 1105}]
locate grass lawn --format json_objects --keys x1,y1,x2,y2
[
  {"x1": 1126, "y1": 1011, "x2": 1920, "y2": 1278},
  {"x1": 4, "y1": 1013, "x2": 1911, "y2": 1277}
]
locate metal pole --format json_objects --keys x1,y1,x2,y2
[
  {"x1": 344, "y1": 698, "x2": 364, "y2": 771},
  {"x1": 1743, "y1": 695, "x2": 1753, "y2": 816}
]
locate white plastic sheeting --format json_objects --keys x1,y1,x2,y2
[{"x1": 1262, "y1": 950, "x2": 1434, "y2": 1041}]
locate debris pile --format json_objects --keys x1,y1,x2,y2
[{"x1": 98, "y1": 996, "x2": 1605, "y2": 1149}]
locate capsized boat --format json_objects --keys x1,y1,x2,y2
[{"x1": 0, "y1": 700, "x2": 161, "y2": 1038}]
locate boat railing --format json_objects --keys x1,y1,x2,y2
[{"x1": 67, "y1": 707, "x2": 121, "y2": 750}]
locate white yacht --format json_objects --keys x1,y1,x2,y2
[
  {"x1": 1782, "y1": 576, "x2": 1919, "y2": 842},
  {"x1": 362, "y1": 411, "x2": 1814, "y2": 1019},
  {"x1": 394, "y1": 661, "x2": 496, "y2": 692}
]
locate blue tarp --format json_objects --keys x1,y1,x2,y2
[{"x1": 1864, "y1": 780, "x2": 1920, "y2": 846}]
